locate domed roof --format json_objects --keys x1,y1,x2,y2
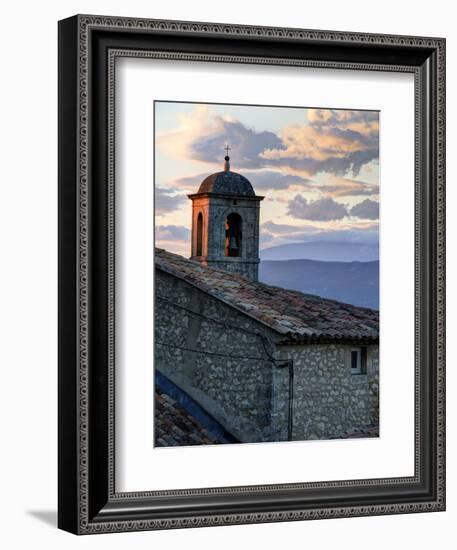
[
  {"x1": 198, "y1": 170, "x2": 255, "y2": 197},
  {"x1": 195, "y1": 151, "x2": 257, "y2": 197}
]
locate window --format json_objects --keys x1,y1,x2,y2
[
  {"x1": 196, "y1": 212, "x2": 203, "y2": 256},
  {"x1": 225, "y1": 213, "x2": 242, "y2": 257},
  {"x1": 350, "y1": 347, "x2": 367, "y2": 375}
]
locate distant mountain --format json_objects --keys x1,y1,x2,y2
[
  {"x1": 259, "y1": 259, "x2": 379, "y2": 310},
  {"x1": 260, "y1": 241, "x2": 379, "y2": 263}
]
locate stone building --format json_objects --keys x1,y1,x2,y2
[
  {"x1": 188, "y1": 152, "x2": 263, "y2": 281},
  {"x1": 154, "y1": 153, "x2": 379, "y2": 446},
  {"x1": 155, "y1": 248, "x2": 379, "y2": 444}
]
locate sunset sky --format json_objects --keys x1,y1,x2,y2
[{"x1": 154, "y1": 101, "x2": 379, "y2": 258}]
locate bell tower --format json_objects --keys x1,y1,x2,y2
[{"x1": 188, "y1": 148, "x2": 264, "y2": 281}]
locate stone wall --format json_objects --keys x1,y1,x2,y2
[
  {"x1": 155, "y1": 268, "x2": 289, "y2": 443},
  {"x1": 155, "y1": 267, "x2": 379, "y2": 443},
  {"x1": 276, "y1": 344, "x2": 379, "y2": 440}
]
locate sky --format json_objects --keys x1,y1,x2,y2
[{"x1": 154, "y1": 101, "x2": 379, "y2": 258}]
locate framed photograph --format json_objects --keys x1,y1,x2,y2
[{"x1": 58, "y1": 14, "x2": 446, "y2": 534}]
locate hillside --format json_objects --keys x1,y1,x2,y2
[
  {"x1": 259, "y1": 259, "x2": 379, "y2": 310},
  {"x1": 260, "y1": 241, "x2": 379, "y2": 262}
]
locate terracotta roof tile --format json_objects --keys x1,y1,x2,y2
[
  {"x1": 155, "y1": 389, "x2": 223, "y2": 447},
  {"x1": 155, "y1": 248, "x2": 379, "y2": 343}
]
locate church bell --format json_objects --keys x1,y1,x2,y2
[{"x1": 229, "y1": 236, "x2": 238, "y2": 251}]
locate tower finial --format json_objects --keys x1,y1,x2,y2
[{"x1": 224, "y1": 144, "x2": 231, "y2": 172}]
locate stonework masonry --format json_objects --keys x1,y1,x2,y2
[
  {"x1": 155, "y1": 267, "x2": 379, "y2": 443},
  {"x1": 189, "y1": 194, "x2": 262, "y2": 281},
  {"x1": 155, "y1": 268, "x2": 285, "y2": 442},
  {"x1": 158, "y1": 157, "x2": 379, "y2": 444},
  {"x1": 277, "y1": 344, "x2": 379, "y2": 440},
  {"x1": 188, "y1": 158, "x2": 264, "y2": 282}
]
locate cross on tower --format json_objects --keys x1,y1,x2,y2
[{"x1": 224, "y1": 144, "x2": 231, "y2": 156}]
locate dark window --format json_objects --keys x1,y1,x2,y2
[
  {"x1": 196, "y1": 212, "x2": 203, "y2": 256},
  {"x1": 351, "y1": 350, "x2": 359, "y2": 370},
  {"x1": 225, "y1": 213, "x2": 242, "y2": 257},
  {"x1": 350, "y1": 347, "x2": 367, "y2": 375}
]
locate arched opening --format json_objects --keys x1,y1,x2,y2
[
  {"x1": 225, "y1": 213, "x2": 242, "y2": 257},
  {"x1": 196, "y1": 212, "x2": 203, "y2": 256}
]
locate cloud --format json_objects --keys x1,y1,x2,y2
[
  {"x1": 165, "y1": 171, "x2": 377, "y2": 199},
  {"x1": 157, "y1": 104, "x2": 283, "y2": 170},
  {"x1": 161, "y1": 170, "x2": 312, "y2": 195},
  {"x1": 307, "y1": 109, "x2": 379, "y2": 133},
  {"x1": 261, "y1": 221, "x2": 320, "y2": 235},
  {"x1": 248, "y1": 171, "x2": 312, "y2": 192},
  {"x1": 287, "y1": 195, "x2": 348, "y2": 221},
  {"x1": 260, "y1": 220, "x2": 379, "y2": 249},
  {"x1": 261, "y1": 109, "x2": 379, "y2": 176},
  {"x1": 155, "y1": 225, "x2": 192, "y2": 256},
  {"x1": 168, "y1": 174, "x2": 204, "y2": 192},
  {"x1": 190, "y1": 120, "x2": 282, "y2": 169},
  {"x1": 259, "y1": 232, "x2": 275, "y2": 247},
  {"x1": 350, "y1": 199, "x2": 379, "y2": 220},
  {"x1": 156, "y1": 225, "x2": 191, "y2": 241},
  {"x1": 155, "y1": 187, "x2": 187, "y2": 214},
  {"x1": 263, "y1": 223, "x2": 379, "y2": 242},
  {"x1": 157, "y1": 104, "x2": 379, "y2": 179},
  {"x1": 317, "y1": 176, "x2": 379, "y2": 197},
  {"x1": 259, "y1": 221, "x2": 320, "y2": 248}
]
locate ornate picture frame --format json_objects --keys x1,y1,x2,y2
[{"x1": 58, "y1": 14, "x2": 445, "y2": 534}]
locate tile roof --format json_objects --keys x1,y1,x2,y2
[
  {"x1": 196, "y1": 170, "x2": 256, "y2": 197},
  {"x1": 155, "y1": 248, "x2": 379, "y2": 343},
  {"x1": 154, "y1": 371, "x2": 239, "y2": 447},
  {"x1": 155, "y1": 389, "x2": 224, "y2": 447}
]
